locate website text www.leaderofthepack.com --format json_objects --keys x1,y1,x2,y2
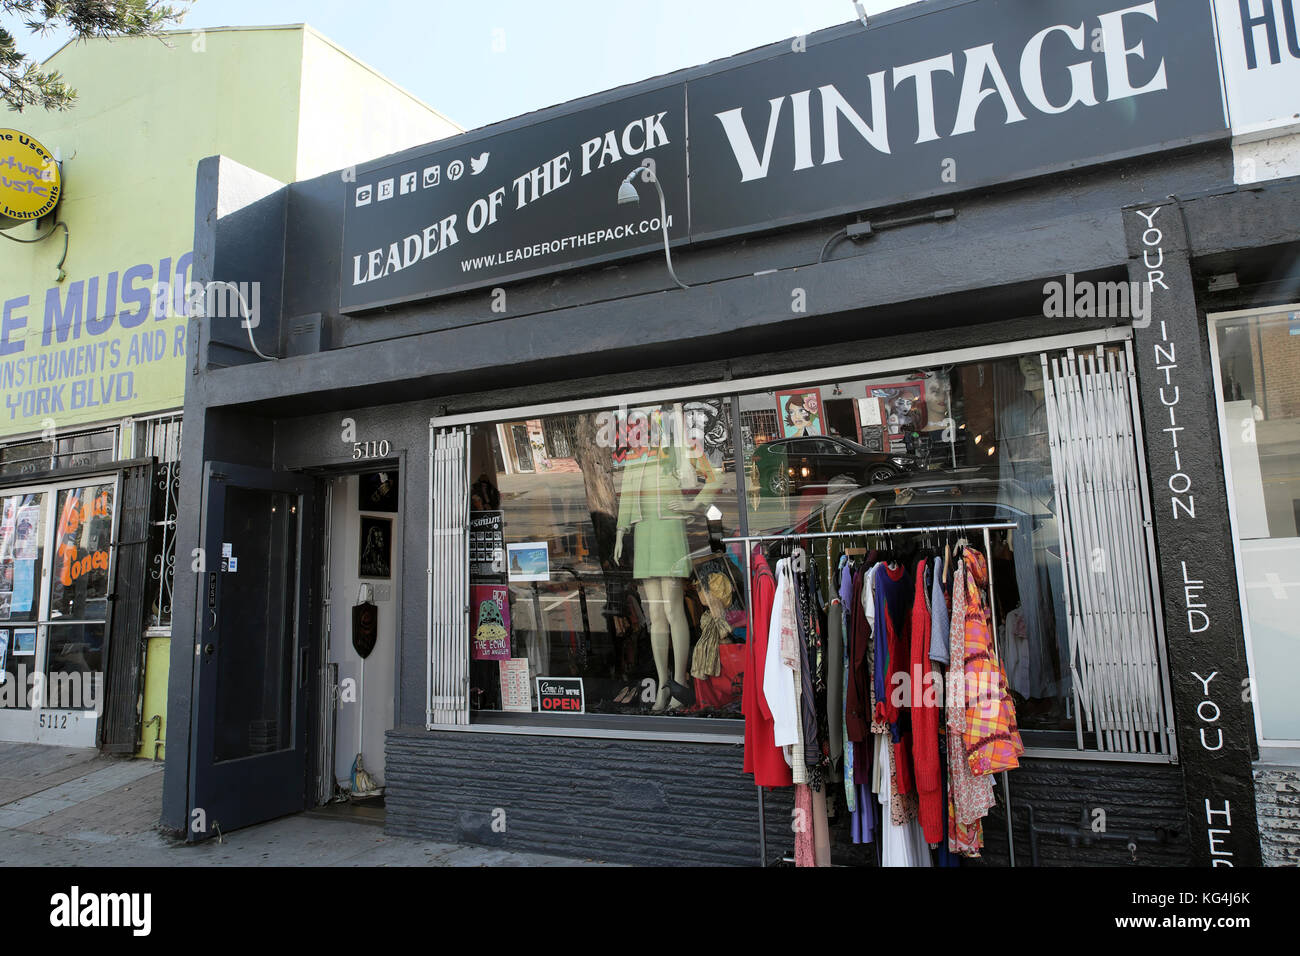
[
  {"x1": 459, "y1": 214, "x2": 673, "y2": 274},
  {"x1": 1115, "y1": 892, "x2": 1252, "y2": 930}
]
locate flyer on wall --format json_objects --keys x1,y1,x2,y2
[
  {"x1": 506, "y1": 542, "x2": 549, "y2": 582},
  {"x1": 470, "y1": 584, "x2": 511, "y2": 660}
]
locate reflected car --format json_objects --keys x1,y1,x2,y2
[
  {"x1": 751, "y1": 436, "x2": 916, "y2": 497},
  {"x1": 792, "y1": 470, "x2": 1059, "y2": 545}
]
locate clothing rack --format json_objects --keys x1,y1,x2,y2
[{"x1": 723, "y1": 522, "x2": 1020, "y2": 868}]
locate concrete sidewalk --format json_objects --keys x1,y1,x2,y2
[{"x1": 0, "y1": 743, "x2": 601, "y2": 866}]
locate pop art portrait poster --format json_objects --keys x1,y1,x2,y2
[
  {"x1": 863, "y1": 378, "x2": 927, "y2": 445},
  {"x1": 775, "y1": 389, "x2": 823, "y2": 438}
]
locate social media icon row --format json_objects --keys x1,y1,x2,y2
[{"x1": 355, "y1": 152, "x2": 490, "y2": 207}]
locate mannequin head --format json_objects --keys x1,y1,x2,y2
[
  {"x1": 922, "y1": 370, "x2": 951, "y2": 432},
  {"x1": 1019, "y1": 355, "x2": 1045, "y2": 393}
]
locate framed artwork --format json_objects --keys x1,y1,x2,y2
[
  {"x1": 358, "y1": 516, "x2": 392, "y2": 578},
  {"x1": 774, "y1": 388, "x2": 823, "y2": 438},
  {"x1": 13, "y1": 628, "x2": 35, "y2": 655},
  {"x1": 862, "y1": 378, "x2": 927, "y2": 451},
  {"x1": 506, "y1": 542, "x2": 550, "y2": 582},
  {"x1": 359, "y1": 471, "x2": 399, "y2": 512}
]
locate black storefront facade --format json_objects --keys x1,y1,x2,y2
[{"x1": 160, "y1": 0, "x2": 1298, "y2": 866}]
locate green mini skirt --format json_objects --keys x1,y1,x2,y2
[{"x1": 632, "y1": 516, "x2": 690, "y2": 579}]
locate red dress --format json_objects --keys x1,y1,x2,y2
[
  {"x1": 743, "y1": 550, "x2": 793, "y2": 787},
  {"x1": 911, "y1": 561, "x2": 944, "y2": 843}
]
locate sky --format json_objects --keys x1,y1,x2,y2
[{"x1": 5, "y1": 0, "x2": 915, "y2": 131}]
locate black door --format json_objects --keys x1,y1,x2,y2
[{"x1": 187, "y1": 463, "x2": 316, "y2": 840}]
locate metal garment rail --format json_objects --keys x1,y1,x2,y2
[{"x1": 722, "y1": 522, "x2": 1020, "y2": 868}]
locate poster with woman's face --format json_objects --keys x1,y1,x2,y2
[
  {"x1": 862, "y1": 379, "x2": 927, "y2": 448},
  {"x1": 775, "y1": 389, "x2": 823, "y2": 438}
]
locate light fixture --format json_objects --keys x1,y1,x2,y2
[
  {"x1": 617, "y1": 163, "x2": 689, "y2": 290},
  {"x1": 974, "y1": 434, "x2": 983, "y2": 445}
]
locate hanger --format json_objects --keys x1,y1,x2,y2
[{"x1": 791, "y1": 545, "x2": 807, "y2": 574}]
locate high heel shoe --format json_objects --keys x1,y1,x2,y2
[{"x1": 667, "y1": 678, "x2": 695, "y2": 709}]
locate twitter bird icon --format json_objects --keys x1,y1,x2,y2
[{"x1": 470, "y1": 152, "x2": 490, "y2": 175}]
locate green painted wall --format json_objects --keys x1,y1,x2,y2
[
  {"x1": 0, "y1": 28, "x2": 304, "y2": 439},
  {"x1": 0, "y1": 25, "x2": 458, "y2": 758},
  {"x1": 136, "y1": 635, "x2": 171, "y2": 760},
  {"x1": 1, "y1": 25, "x2": 458, "y2": 442}
]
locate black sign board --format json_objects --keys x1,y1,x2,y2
[
  {"x1": 687, "y1": 0, "x2": 1227, "y2": 241},
  {"x1": 339, "y1": 0, "x2": 1227, "y2": 311},
  {"x1": 469, "y1": 510, "x2": 506, "y2": 579},
  {"x1": 341, "y1": 87, "x2": 687, "y2": 312},
  {"x1": 535, "y1": 677, "x2": 584, "y2": 714}
]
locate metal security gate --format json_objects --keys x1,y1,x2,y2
[
  {"x1": 1042, "y1": 344, "x2": 1175, "y2": 756},
  {"x1": 100, "y1": 463, "x2": 154, "y2": 753},
  {"x1": 427, "y1": 426, "x2": 471, "y2": 726}
]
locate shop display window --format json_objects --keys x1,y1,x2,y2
[
  {"x1": 0, "y1": 481, "x2": 116, "y2": 716},
  {"x1": 470, "y1": 398, "x2": 744, "y2": 717},
  {"x1": 42, "y1": 622, "x2": 104, "y2": 710},
  {"x1": 1212, "y1": 308, "x2": 1300, "y2": 743},
  {"x1": 740, "y1": 357, "x2": 1074, "y2": 736},
  {"x1": 455, "y1": 345, "x2": 1170, "y2": 749},
  {"x1": 50, "y1": 483, "x2": 114, "y2": 621},
  {"x1": 0, "y1": 492, "x2": 46, "y2": 626}
]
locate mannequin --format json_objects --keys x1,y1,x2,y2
[
  {"x1": 614, "y1": 405, "x2": 720, "y2": 712},
  {"x1": 997, "y1": 356, "x2": 1067, "y2": 711}
]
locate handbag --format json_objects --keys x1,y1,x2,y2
[{"x1": 692, "y1": 642, "x2": 746, "y2": 711}]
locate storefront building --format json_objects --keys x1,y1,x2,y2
[
  {"x1": 0, "y1": 26, "x2": 457, "y2": 755},
  {"x1": 1202, "y1": 0, "x2": 1300, "y2": 867},
  {"x1": 161, "y1": 0, "x2": 1298, "y2": 865}
]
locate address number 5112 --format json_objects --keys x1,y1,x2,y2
[{"x1": 352, "y1": 440, "x2": 391, "y2": 460}]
